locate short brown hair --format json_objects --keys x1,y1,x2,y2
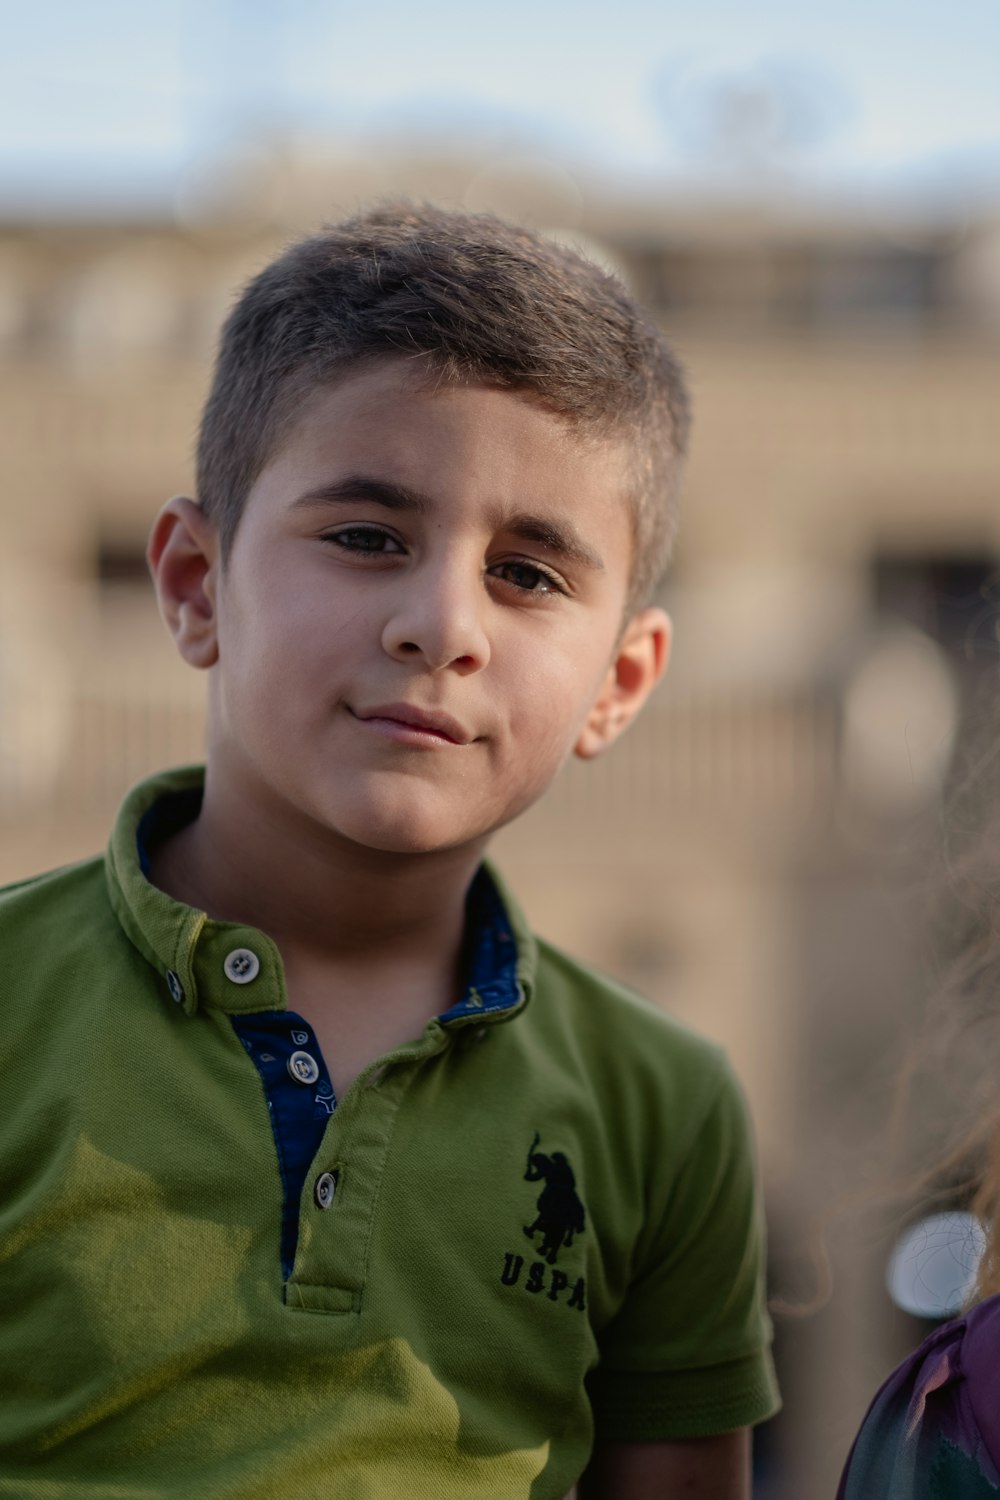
[{"x1": 196, "y1": 203, "x2": 690, "y2": 612}]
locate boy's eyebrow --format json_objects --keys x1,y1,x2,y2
[
  {"x1": 291, "y1": 474, "x2": 606, "y2": 572},
  {"x1": 291, "y1": 476, "x2": 431, "y2": 515},
  {"x1": 486, "y1": 508, "x2": 605, "y2": 573}
]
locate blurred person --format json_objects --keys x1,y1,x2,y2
[
  {"x1": 838, "y1": 776, "x2": 1000, "y2": 1497},
  {"x1": 837, "y1": 1298, "x2": 1000, "y2": 1497},
  {"x1": 0, "y1": 204, "x2": 779, "y2": 1499}
]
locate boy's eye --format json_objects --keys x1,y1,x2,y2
[
  {"x1": 491, "y1": 560, "x2": 565, "y2": 595},
  {"x1": 323, "y1": 526, "x2": 403, "y2": 554}
]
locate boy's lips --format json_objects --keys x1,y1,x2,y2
[{"x1": 347, "y1": 703, "x2": 473, "y2": 745}]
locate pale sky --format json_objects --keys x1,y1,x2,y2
[{"x1": 2, "y1": 0, "x2": 999, "y2": 211}]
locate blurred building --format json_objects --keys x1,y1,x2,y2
[{"x1": 3, "y1": 141, "x2": 1000, "y2": 1494}]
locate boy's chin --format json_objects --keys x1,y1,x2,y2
[
  {"x1": 301, "y1": 774, "x2": 549, "y2": 858},
  {"x1": 322, "y1": 801, "x2": 500, "y2": 859},
  {"x1": 338, "y1": 822, "x2": 488, "y2": 859}
]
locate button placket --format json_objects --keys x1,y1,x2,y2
[
  {"x1": 286, "y1": 1058, "x2": 420, "y2": 1306},
  {"x1": 230, "y1": 1008, "x2": 338, "y2": 1282}
]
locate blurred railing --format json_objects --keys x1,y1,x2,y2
[{"x1": 524, "y1": 686, "x2": 839, "y2": 852}]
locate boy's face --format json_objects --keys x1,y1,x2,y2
[{"x1": 152, "y1": 360, "x2": 669, "y2": 857}]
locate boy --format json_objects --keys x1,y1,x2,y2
[{"x1": 0, "y1": 205, "x2": 779, "y2": 1498}]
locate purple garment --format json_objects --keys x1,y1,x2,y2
[{"x1": 838, "y1": 1294, "x2": 1000, "y2": 1497}]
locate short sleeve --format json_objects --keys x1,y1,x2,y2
[{"x1": 588, "y1": 1058, "x2": 780, "y2": 1440}]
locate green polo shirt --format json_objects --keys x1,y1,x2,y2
[{"x1": 0, "y1": 765, "x2": 779, "y2": 1499}]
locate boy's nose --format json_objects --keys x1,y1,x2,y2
[{"x1": 381, "y1": 568, "x2": 491, "y2": 674}]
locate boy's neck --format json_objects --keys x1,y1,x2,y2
[{"x1": 146, "y1": 764, "x2": 487, "y2": 980}]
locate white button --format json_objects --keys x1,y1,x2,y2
[
  {"x1": 165, "y1": 970, "x2": 184, "y2": 1004},
  {"x1": 288, "y1": 1050, "x2": 320, "y2": 1085},
  {"x1": 224, "y1": 948, "x2": 260, "y2": 985},
  {"x1": 315, "y1": 1171, "x2": 338, "y2": 1210}
]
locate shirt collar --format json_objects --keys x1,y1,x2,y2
[{"x1": 105, "y1": 764, "x2": 535, "y2": 1025}]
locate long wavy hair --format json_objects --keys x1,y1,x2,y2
[
  {"x1": 889, "y1": 713, "x2": 1000, "y2": 1304},
  {"x1": 776, "y1": 695, "x2": 1000, "y2": 1321}
]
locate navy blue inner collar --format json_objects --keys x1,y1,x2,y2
[{"x1": 136, "y1": 788, "x2": 519, "y2": 1018}]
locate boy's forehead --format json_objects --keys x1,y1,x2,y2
[
  {"x1": 264, "y1": 360, "x2": 632, "y2": 514},
  {"x1": 281, "y1": 361, "x2": 593, "y2": 448}
]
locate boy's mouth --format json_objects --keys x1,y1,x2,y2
[{"x1": 347, "y1": 703, "x2": 472, "y2": 746}]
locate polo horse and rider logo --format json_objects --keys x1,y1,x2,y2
[{"x1": 522, "y1": 1132, "x2": 586, "y2": 1264}]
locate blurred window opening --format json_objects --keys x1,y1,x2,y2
[
  {"x1": 811, "y1": 248, "x2": 940, "y2": 328},
  {"x1": 619, "y1": 244, "x2": 676, "y2": 313},
  {"x1": 650, "y1": 242, "x2": 943, "y2": 330},
  {"x1": 656, "y1": 248, "x2": 777, "y2": 326},
  {"x1": 873, "y1": 552, "x2": 1000, "y2": 667},
  {"x1": 838, "y1": 550, "x2": 998, "y2": 816},
  {"x1": 96, "y1": 534, "x2": 150, "y2": 589}
]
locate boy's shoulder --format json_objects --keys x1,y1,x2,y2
[
  {"x1": 534, "y1": 931, "x2": 716, "y2": 1047},
  {"x1": 526, "y1": 928, "x2": 738, "y2": 1133},
  {"x1": 0, "y1": 851, "x2": 108, "y2": 920},
  {"x1": 0, "y1": 853, "x2": 116, "y2": 976}
]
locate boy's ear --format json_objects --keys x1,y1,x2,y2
[
  {"x1": 574, "y1": 607, "x2": 672, "y2": 760},
  {"x1": 146, "y1": 496, "x2": 221, "y2": 670}
]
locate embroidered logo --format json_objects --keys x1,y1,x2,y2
[
  {"x1": 499, "y1": 1133, "x2": 587, "y2": 1312},
  {"x1": 522, "y1": 1131, "x2": 586, "y2": 1263}
]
